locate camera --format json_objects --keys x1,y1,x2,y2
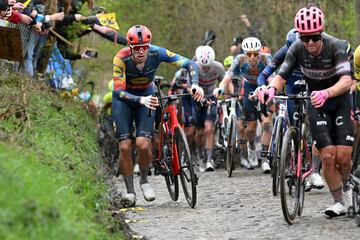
[{"x1": 85, "y1": 50, "x2": 98, "y2": 58}]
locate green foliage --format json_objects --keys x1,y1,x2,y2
[
  {"x1": 0, "y1": 74, "x2": 124, "y2": 240},
  {"x1": 81, "y1": 0, "x2": 357, "y2": 96}
]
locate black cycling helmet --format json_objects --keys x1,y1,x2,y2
[
  {"x1": 232, "y1": 36, "x2": 243, "y2": 46},
  {"x1": 174, "y1": 68, "x2": 190, "y2": 84},
  {"x1": 203, "y1": 30, "x2": 216, "y2": 46}
]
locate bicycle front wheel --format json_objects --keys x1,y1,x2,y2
[
  {"x1": 174, "y1": 126, "x2": 197, "y2": 208},
  {"x1": 353, "y1": 168, "x2": 360, "y2": 226},
  {"x1": 225, "y1": 115, "x2": 236, "y2": 177},
  {"x1": 272, "y1": 118, "x2": 285, "y2": 196},
  {"x1": 279, "y1": 127, "x2": 301, "y2": 225},
  {"x1": 160, "y1": 123, "x2": 179, "y2": 201}
]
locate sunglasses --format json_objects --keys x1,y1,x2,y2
[
  {"x1": 246, "y1": 52, "x2": 259, "y2": 58},
  {"x1": 130, "y1": 44, "x2": 150, "y2": 52},
  {"x1": 300, "y1": 34, "x2": 322, "y2": 43}
]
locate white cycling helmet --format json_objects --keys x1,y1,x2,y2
[
  {"x1": 241, "y1": 37, "x2": 261, "y2": 53},
  {"x1": 195, "y1": 45, "x2": 215, "y2": 67}
]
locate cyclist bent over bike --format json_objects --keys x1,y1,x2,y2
[
  {"x1": 112, "y1": 25, "x2": 204, "y2": 207},
  {"x1": 258, "y1": 7, "x2": 354, "y2": 218}
]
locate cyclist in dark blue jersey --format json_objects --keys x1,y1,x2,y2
[{"x1": 112, "y1": 25, "x2": 204, "y2": 207}]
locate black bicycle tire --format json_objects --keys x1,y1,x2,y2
[
  {"x1": 174, "y1": 126, "x2": 197, "y2": 208},
  {"x1": 354, "y1": 190, "x2": 360, "y2": 226},
  {"x1": 280, "y1": 127, "x2": 301, "y2": 225},
  {"x1": 213, "y1": 120, "x2": 223, "y2": 168},
  {"x1": 352, "y1": 125, "x2": 360, "y2": 173},
  {"x1": 272, "y1": 118, "x2": 284, "y2": 196},
  {"x1": 226, "y1": 115, "x2": 236, "y2": 177},
  {"x1": 160, "y1": 123, "x2": 179, "y2": 201}
]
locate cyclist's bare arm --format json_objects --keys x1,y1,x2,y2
[{"x1": 326, "y1": 75, "x2": 352, "y2": 98}]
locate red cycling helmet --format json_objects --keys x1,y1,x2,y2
[
  {"x1": 260, "y1": 46, "x2": 271, "y2": 54},
  {"x1": 126, "y1": 25, "x2": 152, "y2": 45},
  {"x1": 294, "y1": 6, "x2": 324, "y2": 34}
]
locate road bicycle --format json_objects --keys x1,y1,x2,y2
[
  {"x1": 214, "y1": 77, "x2": 242, "y2": 177},
  {"x1": 278, "y1": 92, "x2": 313, "y2": 225},
  {"x1": 349, "y1": 113, "x2": 360, "y2": 226},
  {"x1": 152, "y1": 76, "x2": 198, "y2": 208},
  {"x1": 262, "y1": 94, "x2": 291, "y2": 196}
]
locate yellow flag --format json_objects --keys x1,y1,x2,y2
[
  {"x1": 23, "y1": 0, "x2": 32, "y2": 7},
  {"x1": 97, "y1": 13, "x2": 120, "y2": 30}
]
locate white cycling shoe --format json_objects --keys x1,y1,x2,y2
[
  {"x1": 140, "y1": 183, "x2": 156, "y2": 202},
  {"x1": 261, "y1": 160, "x2": 271, "y2": 174},
  {"x1": 308, "y1": 173, "x2": 324, "y2": 189},
  {"x1": 324, "y1": 202, "x2": 346, "y2": 218},
  {"x1": 120, "y1": 193, "x2": 136, "y2": 208}
]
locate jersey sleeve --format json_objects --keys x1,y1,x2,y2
[
  {"x1": 157, "y1": 46, "x2": 199, "y2": 84},
  {"x1": 332, "y1": 40, "x2": 351, "y2": 77},
  {"x1": 226, "y1": 54, "x2": 242, "y2": 78},
  {"x1": 277, "y1": 42, "x2": 299, "y2": 81},
  {"x1": 113, "y1": 55, "x2": 126, "y2": 91},
  {"x1": 215, "y1": 61, "x2": 226, "y2": 80}
]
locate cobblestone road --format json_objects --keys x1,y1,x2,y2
[{"x1": 112, "y1": 166, "x2": 360, "y2": 240}]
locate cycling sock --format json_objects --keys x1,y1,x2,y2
[
  {"x1": 139, "y1": 165, "x2": 149, "y2": 184},
  {"x1": 330, "y1": 187, "x2": 344, "y2": 205},
  {"x1": 205, "y1": 148, "x2": 212, "y2": 162},
  {"x1": 261, "y1": 144, "x2": 269, "y2": 160},
  {"x1": 123, "y1": 175, "x2": 135, "y2": 194},
  {"x1": 248, "y1": 141, "x2": 255, "y2": 150},
  {"x1": 312, "y1": 154, "x2": 321, "y2": 173}
]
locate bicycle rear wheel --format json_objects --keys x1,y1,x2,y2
[
  {"x1": 174, "y1": 126, "x2": 197, "y2": 208},
  {"x1": 353, "y1": 168, "x2": 360, "y2": 226},
  {"x1": 272, "y1": 118, "x2": 285, "y2": 196},
  {"x1": 160, "y1": 123, "x2": 179, "y2": 201},
  {"x1": 225, "y1": 115, "x2": 236, "y2": 177},
  {"x1": 280, "y1": 127, "x2": 301, "y2": 225}
]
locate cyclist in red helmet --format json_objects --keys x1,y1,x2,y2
[
  {"x1": 258, "y1": 6, "x2": 354, "y2": 218},
  {"x1": 112, "y1": 25, "x2": 204, "y2": 207}
]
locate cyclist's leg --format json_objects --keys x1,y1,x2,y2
[
  {"x1": 204, "y1": 100, "x2": 217, "y2": 171},
  {"x1": 260, "y1": 105, "x2": 273, "y2": 173},
  {"x1": 334, "y1": 94, "x2": 355, "y2": 214},
  {"x1": 308, "y1": 102, "x2": 345, "y2": 216},
  {"x1": 307, "y1": 143, "x2": 325, "y2": 189},
  {"x1": 135, "y1": 103, "x2": 156, "y2": 201},
  {"x1": 243, "y1": 81, "x2": 260, "y2": 168},
  {"x1": 285, "y1": 79, "x2": 301, "y2": 126},
  {"x1": 112, "y1": 98, "x2": 136, "y2": 206},
  {"x1": 182, "y1": 94, "x2": 196, "y2": 155},
  {"x1": 192, "y1": 101, "x2": 206, "y2": 171},
  {"x1": 236, "y1": 101, "x2": 247, "y2": 163}
]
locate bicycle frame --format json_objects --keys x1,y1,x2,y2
[
  {"x1": 268, "y1": 97, "x2": 291, "y2": 159},
  {"x1": 157, "y1": 94, "x2": 188, "y2": 176},
  {"x1": 216, "y1": 97, "x2": 238, "y2": 147},
  {"x1": 275, "y1": 94, "x2": 313, "y2": 181}
]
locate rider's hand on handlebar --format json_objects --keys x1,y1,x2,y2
[
  {"x1": 310, "y1": 90, "x2": 329, "y2": 108},
  {"x1": 213, "y1": 87, "x2": 224, "y2": 98},
  {"x1": 140, "y1": 95, "x2": 159, "y2": 110},
  {"x1": 190, "y1": 84, "x2": 204, "y2": 102},
  {"x1": 257, "y1": 86, "x2": 275, "y2": 104}
]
